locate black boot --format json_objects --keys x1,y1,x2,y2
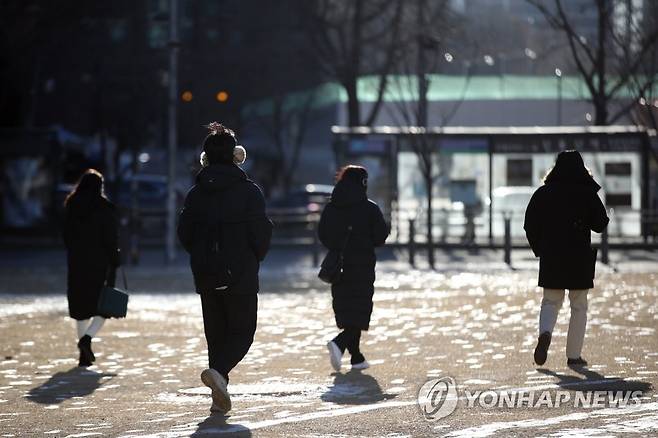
[
  {"x1": 567, "y1": 357, "x2": 588, "y2": 367},
  {"x1": 533, "y1": 331, "x2": 552, "y2": 366},
  {"x1": 77, "y1": 335, "x2": 95, "y2": 366}
]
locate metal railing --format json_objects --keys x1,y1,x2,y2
[
  {"x1": 113, "y1": 206, "x2": 658, "y2": 267},
  {"x1": 402, "y1": 208, "x2": 658, "y2": 266}
]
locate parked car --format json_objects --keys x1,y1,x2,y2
[
  {"x1": 488, "y1": 186, "x2": 535, "y2": 237},
  {"x1": 115, "y1": 174, "x2": 170, "y2": 212},
  {"x1": 267, "y1": 184, "x2": 333, "y2": 237}
]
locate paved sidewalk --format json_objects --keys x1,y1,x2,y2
[
  {"x1": 1, "y1": 246, "x2": 657, "y2": 293},
  {"x1": 0, "y1": 265, "x2": 657, "y2": 437}
]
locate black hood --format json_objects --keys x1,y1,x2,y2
[
  {"x1": 196, "y1": 164, "x2": 247, "y2": 192},
  {"x1": 66, "y1": 195, "x2": 109, "y2": 220},
  {"x1": 330, "y1": 179, "x2": 367, "y2": 207},
  {"x1": 544, "y1": 150, "x2": 601, "y2": 192}
]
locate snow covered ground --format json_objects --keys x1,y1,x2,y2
[{"x1": 0, "y1": 266, "x2": 657, "y2": 436}]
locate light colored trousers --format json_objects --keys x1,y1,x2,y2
[
  {"x1": 76, "y1": 317, "x2": 106, "y2": 339},
  {"x1": 539, "y1": 288, "x2": 588, "y2": 359}
]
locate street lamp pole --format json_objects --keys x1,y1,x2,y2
[
  {"x1": 555, "y1": 67, "x2": 563, "y2": 125},
  {"x1": 166, "y1": 0, "x2": 179, "y2": 263}
]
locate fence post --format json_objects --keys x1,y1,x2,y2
[
  {"x1": 408, "y1": 218, "x2": 416, "y2": 267},
  {"x1": 312, "y1": 219, "x2": 320, "y2": 267},
  {"x1": 601, "y1": 225, "x2": 609, "y2": 265},
  {"x1": 503, "y1": 213, "x2": 511, "y2": 266}
]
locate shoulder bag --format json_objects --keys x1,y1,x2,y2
[
  {"x1": 97, "y1": 267, "x2": 129, "y2": 318},
  {"x1": 318, "y1": 225, "x2": 352, "y2": 284}
]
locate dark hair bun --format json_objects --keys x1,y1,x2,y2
[{"x1": 202, "y1": 122, "x2": 237, "y2": 165}]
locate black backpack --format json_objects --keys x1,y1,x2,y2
[{"x1": 191, "y1": 192, "x2": 234, "y2": 293}]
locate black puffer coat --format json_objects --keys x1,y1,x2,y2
[
  {"x1": 178, "y1": 164, "x2": 273, "y2": 294},
  {"x1": 524, "y1": 174, "x2": 609, "y2": 290},
  {"x1": 318, "y1": 179, "x2": 389, "y2": 330},
  {"x1": 63, "y1": 197, "x2": 120, "y2": 320}
]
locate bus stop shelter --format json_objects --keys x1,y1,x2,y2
[{"x1": 331, "y1": 125, "x2": 656, "y2": 245}]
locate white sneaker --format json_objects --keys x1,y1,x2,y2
[
  {"x1": 351, "y1": 360, "x2": 370, "y2": 370},
  {"x1": 326, "y1": 341, "x2": 343, "y2": 372},
  {"x1": 201, "y1": 368, "x2": 231, "y2": 413}
]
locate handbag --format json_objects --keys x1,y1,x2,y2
[
  {"x1": 97, "y1": 267, "x2": 129, "y2": 318},
  {"x1": 318, "y1": 226, "x2": 352, "y2": 284}
]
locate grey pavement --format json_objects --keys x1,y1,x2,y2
[
  {"x1": 1, "y1": 246, "x2": 657, "y2": 294},
  {"x1": 0, "y1": 247, "x2": 657, "y2": 436}
]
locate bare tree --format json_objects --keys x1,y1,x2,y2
[
  {"x1": 233, "y1": 0, "x2": 321, "y2": 195},
  {"x1": 260, "y1": 91, "x2": 317, "y2": 194},
  {"x1": 528, "y1": 0, "x2": 658, "y2": 125},
  {"x1": 386, "y1": 0, "x2": 463, "y2": 269},
  {"x1": 629, "y1": 54, "x2": 658, "y2": 134},
  {"x1": 301, "y1": 0, "x2": 403, "y2": 127},
  {"x1": 628, "y1": 1, "x2": 658, "y2": 170}
]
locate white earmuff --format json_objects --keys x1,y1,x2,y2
[
  {"x1": 200, "y1": 151, "x2": 209, "y2": 167},
  {"x1": 233, "y1": 145, "x2": 246, "y2": 165}
]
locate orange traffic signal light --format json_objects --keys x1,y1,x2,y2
[
  {"x1": 181, "y1": 90, "x2": 193, "y2": 102},
  {"x1": 216, "y1": 91, "x2": 229, "y2": 103}
]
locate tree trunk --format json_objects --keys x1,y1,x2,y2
[
  {"x1": 416, "y1": 0, "x2": 428, "y2": 127},
  {"x1": 345, "y1": 78, "x2": 361, "y2": 127},
  {"x1": 594, "y1": 0, "x2": 608, "y2": 126},
  {"x1": 594, "y1": 96, "x2": 609, "y2": 126},
  {"x1": 425, "y1": 159, "x2": 434, "y2": 269},
  {"x1": 346, "y1": 0, "x2": 363, "y2": 127}
]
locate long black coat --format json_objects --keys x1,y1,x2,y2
[
  {"x1": 178, "y1": 164, "x2": 273, "y2": 294},
  {"x1": 63, "y1": 197, "x2": 120, "y2": 320},
  {"x1": 524, "y1": 181, "x2": 609, "y2": 290},
  {"x1": 318, "y1": 180, "x2": 389, "y2": 330}
]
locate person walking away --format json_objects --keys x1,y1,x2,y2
[
  {"x1": 319, "y1": 165, "x2": 389, "y2": 372},
  {"x1": 178, "y1": 122, "x2": 272, "y2": 414},
  {"x1": 63, "y1": 169, "x2": 120, "y2": 367},
  {"x1": 524, "y1": 150, "x2": 609, "y2": 367}
]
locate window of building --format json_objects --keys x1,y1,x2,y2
[
  {"x1": 147, "y1": 0, "x2": 169, "y2": 48},
  {"x1": 606, "y1": 194, "x2": 632, "y2": 207},
  {"x1": 604, "y1": 161, "x2": 632, "y2": 208},
  {"x1": 506, "y1": 158, "x2": 532, "y2": 186},
  {"x1": 108, "y1": 19, "x2": 128, "y2": 43},
  {"x1": 604, "y1": 162, "x2": 631, "y2": 176}
]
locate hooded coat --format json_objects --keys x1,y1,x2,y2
[
  {"x1": 524, "y1": 152, "x2": 609, "y2": 290},
  {"x1": 318, "y1": 179, "x2": 390, "y2": 330},
  {"x1": 63, "y1": 196, "x2": 120, "y2": 320},
  {"x1": 178, "y1": 164, "x2": 272, "y2": 294}
]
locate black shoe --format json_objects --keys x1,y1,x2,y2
[
  {"x1": 78, "y1": 351, "x2": 92, "y2": 367},
  {"x1": 77, "y1": 335, "x2": 95, "y2": 364},
  {"x1": 567, "y1": 357, "x2": 588, "y2": 367},
  {"x1": 533, "y1": 331, "x2": 552, "y2": 366}
]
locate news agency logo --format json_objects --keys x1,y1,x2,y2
[
  {"x1": 417, "y1": 376, "x2": 644, "y2": 422},
  {"x1": 417, "y1": 376, "x2": 459, "y2": 421}
]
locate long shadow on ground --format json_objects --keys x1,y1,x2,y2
[
  {"x1": 321, "y1": 369, "x2": 398, "y2": 405},
  {"x1": 537, "y1": 366, "x2": 653, "y2": 393},
  {"x1": 191, "y1": 414, "x2": 251, "y2": 437},
  {"x1": 27, "y1": 367, "x2": 116, "y2": 404}
]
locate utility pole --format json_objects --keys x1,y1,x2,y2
[
  {"x1": 416, "y1": 0, "x2": 436, "y2": 269},
  {"x1": 166, "y1": 0, "x2": 179, "y2": 263},
  {"x1": 555, "y1": 67, "x2": 563, "y2": 125}
]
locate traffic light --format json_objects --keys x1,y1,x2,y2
[{"x1": 181, "y1": 90, "x2": 193, "y2": 102}]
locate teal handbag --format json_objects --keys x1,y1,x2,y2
[{"x1": 97, "y1": 268, "x2": 129, "y2": 318}]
